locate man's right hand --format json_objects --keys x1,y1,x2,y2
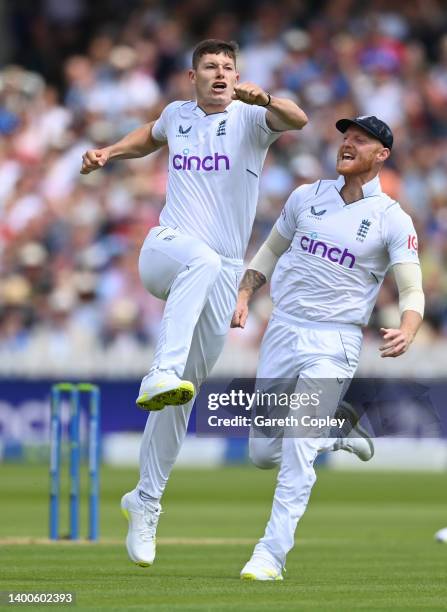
[
  {"x1": 80, "y1": 148, "x2": 110, "y2": 174},
  {"x1": 231, "y1": 296, "x2": 249, "y2": 328}
]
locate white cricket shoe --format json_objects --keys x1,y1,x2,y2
[
  {"x1": 136, "y1": 370, "x2": 195, "y2": 412},
  {"x1": 240, "y1": 554, "x2": 284, "y2": 581},
  {"x1": 121, "y1": 490, "x2": 161, "y2": 567},
  {"x1": 434, "y1": 527, "x2": 447, "y2": 543},
  {"x1": 334, "y1": 424, "x2": 374, "y2": 461}
]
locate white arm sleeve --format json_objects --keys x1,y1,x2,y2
[
  {"x1": 393, "y1": 262, "x2": 425, "y2": 318},
  {"x1": 247, "y1": 226, "x2": 292, "y2": 281}
]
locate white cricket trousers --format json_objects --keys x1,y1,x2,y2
[
  {"x1": 137, "y1": 226, "x2": 242, "y2": 499},
  {"x1": 250, "y1": 309, "x2": 363, "y2": 569}
]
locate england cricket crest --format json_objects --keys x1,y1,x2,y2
[
  {"x1": 216, "y1": 119, "x2": 227, "y2": 136},
  {"x1": 356, "y1": 218, "x2": 372, "y2": 242}
]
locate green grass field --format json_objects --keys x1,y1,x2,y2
[{"x1": 2, "y1": 464, "x2": 447, "y2": 611}]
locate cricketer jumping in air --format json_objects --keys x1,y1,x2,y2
[
  {"x1": 80, "y1": 39, "x2": 308, "y2": 567},
  {"x1": 232, "y1": 115, "x2": 425, "y2": 580}
]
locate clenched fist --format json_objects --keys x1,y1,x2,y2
[
  {"x1": 231, "y1": 295, "x2": 249, "y2": 328},
  {"x1": 232, "y1": 82, "x2": 270, "y2": 107},
  {"x1": 80, "y1": 148, "x2": 110, "y2": 175}
]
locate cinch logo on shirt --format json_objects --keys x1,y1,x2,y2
[
  {"x1": 300, "y1": 235, "x2": 356, "y2": 269},
  {"x1": 172, "y1": 152, "x2": 230, "y2": 171}
]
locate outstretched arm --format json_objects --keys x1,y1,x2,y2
[
  {"x1": 80, "y1": 120, "x2": 166, "y2": 174},
  {"x1": 232, "y1": 82, "x2": 308, "y2": 131},
  {"x1": 231, "y1": 227, "x2": 291, "y2": 328},
  {"x1": 379, "y1": 263, "x2": 424, "y2": 358}
]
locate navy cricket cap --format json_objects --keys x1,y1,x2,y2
[{"x1": 336, "y1": 115, "x2": 393, "y2": 149}]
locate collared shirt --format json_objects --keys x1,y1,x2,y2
[
  {"x1": 152, "y1": 99, "x2": 280, "y2": 259},
  {"x1": 272, "y1": 175, "x2": 420, "y2": 326}
]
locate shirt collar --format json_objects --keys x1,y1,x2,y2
[
  {"x1": 335, "y1": 174, "x2": 382, "y2": 198},
  {"x1": 192, "y1": 100, "x2": 233, "y2": 117}
]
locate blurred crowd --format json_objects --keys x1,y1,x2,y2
[{"x1": 0, "y1": 0, "x2": 446, "y2": 376}]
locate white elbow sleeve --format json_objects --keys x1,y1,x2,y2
[
  {"x1": 393, "y1": 263, "x2": 425, "y2": 318},
  {"x1": 247, "y1": 226, "x2": 292, "y2": 281},
  {"x1": 248, "y1": 242, "x2": 278, "y2": 280}
]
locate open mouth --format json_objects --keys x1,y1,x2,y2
[
  {"x1": 212, "y1": 82, "x2": 227, "y2": 92},
  {"x1": 340, "y1": 152, "x2": 355, "y2": 161}
]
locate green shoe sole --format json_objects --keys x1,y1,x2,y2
[{"x1": 136, "y1": 382, "x2": 195, "y2": 412}]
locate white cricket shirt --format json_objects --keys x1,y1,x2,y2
[
  {"x1": 272, "y1": 175, "x2": 420, "y2": 326},
  {"x1": 152, "y1": 100, "x2": 280, "y2": 259}
]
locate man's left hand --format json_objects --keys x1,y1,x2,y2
[
  {"x1": 379, "y1": 327, "x2": 414, "y2": 358},
  {"x1": 232, "y1": 83, "x2": 269, "y2": 106}
]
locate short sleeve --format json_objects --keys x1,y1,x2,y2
[
  {"x1": 275, "y1": 189, "x2": 301, "y2": 240},
  {"x1": 244, "y1": 104, "x2": 282, "y2": 148},
  {"x1": 152, "y1": 101, "x2": 186, "y2": 142},
  {"x1": 383, "y1": 204, "x2": 420, "y2": 266},
  {"x1": 152, "y1": 108, "x2": 169, "y2": 142}
]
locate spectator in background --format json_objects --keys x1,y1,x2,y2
[{"x1": 0, "y1": 0, "x2": 446, "y2": 377}]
